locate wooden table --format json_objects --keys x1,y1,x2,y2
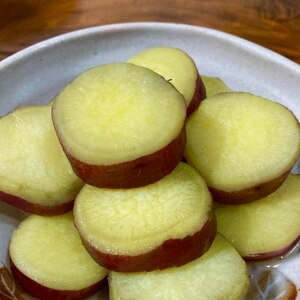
[{"x1": 0, "y1": 0, "x2": 299, "y2": 64}]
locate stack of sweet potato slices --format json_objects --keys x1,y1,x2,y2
[{"x1": 1, "y1": 47, "x2": 299, "y2": 300}]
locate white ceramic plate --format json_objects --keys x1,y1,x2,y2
[{"x1": 0, "y1": 22, "x2": 299, "y2": 300}]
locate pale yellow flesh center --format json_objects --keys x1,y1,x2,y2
[
  {"x1": 127, "y1": 47, "x2": 197, "y2": 108},
  {"x1": 0, "y1": 106, "x2": 82, "y2": 205},
  {"x1": 53, "y1": 63, "x2": 186, "y2": 165},
  {"x1": 185, "y1": 92, "x2": 300, "y2": 191},
  {"x1": 74, "y1": 163, "x2": 212, "y2": 255},
  {"x1": 9, "y1": 213, "x2": 107, "y2": 290},
  {"x1": 215, "y1": 174, "x2": 300, "y2": 256},
  {"x1": 109, "y1": 235, "x2": 249, "y2": 300}
]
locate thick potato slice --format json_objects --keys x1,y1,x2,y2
[
  {"x1": 9, "y1": 213, "x2": 108, "y2": 300},
  {"x1": 52, "y1": 63, "x2": 186, "y2": 188},
  {"x1": 215, "y1": 174, "x2": 300, "y2": 260},
  {"x1": 74, "y1": 162, "x2": 216, "y2": 272},
  {"x1": 0, "y1": 105, "x2": 83, "y2": 215},
  {"x1": 185, "y1": 92, "x2": 300, "y2": 203}
]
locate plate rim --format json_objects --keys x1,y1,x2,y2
[{"x1": 0, "y1": 22, "x2": 299, "y2": 73}]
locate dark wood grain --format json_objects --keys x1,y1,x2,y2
[{"x1": 0, "y1": 0, "x2": 299, "y2": 63}]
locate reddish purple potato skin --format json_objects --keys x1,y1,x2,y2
[
  {"x1": 77, "y1": 213, "x2": 216, "y2": 272},
  {"x1": 10, "y1": 259, "x2": 107, "y2": 300},
  {"x1": 0, "y1": 191, "x2": 74, "y2": 216}
]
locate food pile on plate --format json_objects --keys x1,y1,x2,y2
[{"x1": 1, "y1": 47, "x2": 300, "y2": 300}]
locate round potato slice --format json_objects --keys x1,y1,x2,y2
[
  {"x1": 74, "y1": 162, "x2": 216, "y2": 272},
  {"x1": 52, "y1": 63, "x2": 186, "y2": 188},
  {"x1": 9, "y1": 213, "x2": 108, "y2": 300},
  {"x1": 0, "y1": 105, "x2": 83, "y2": 215},
  {"x1": 215, "y1": 174, "x2": 300, "y2": 260},
  {"x1": 185, "y1": 92, "x2": 300, "y2": 203}
]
